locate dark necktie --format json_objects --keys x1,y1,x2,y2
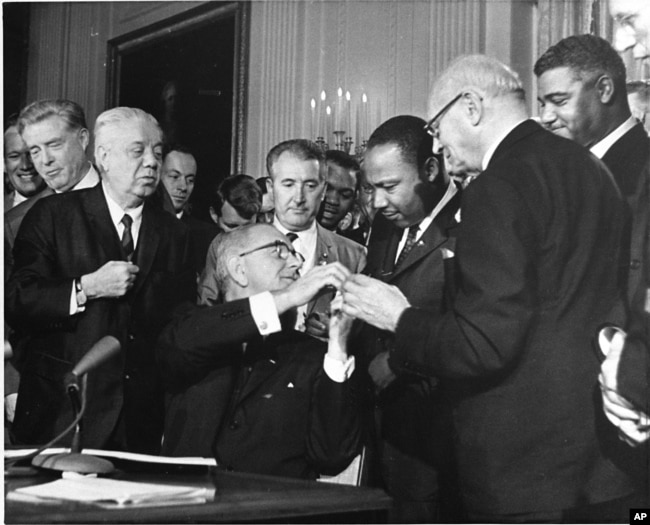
[
  {"x1": 395, "y1": 224, "x2": 419, "y2": 268},
  {"x1": 121, "y1": 214, "x2": 134, "y2": 261},
  {"x1": 286, "y1": 232, "x2": 298, "y2": 243}
]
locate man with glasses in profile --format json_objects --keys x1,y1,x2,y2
[
  {"x1": 159, "y1": 223, "x2": 362, "y2": 480},
  {"x1": 340, "y1": 55, "x2": 635, "y2": 522}
]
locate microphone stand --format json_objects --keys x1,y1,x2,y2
[
  {"x1": 6, "y1": 374, "x2": 115, "y2": 475},
  {"x1": 30, "y1": 374, "x2": 115, "y2": 474}
]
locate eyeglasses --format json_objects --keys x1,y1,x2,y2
[
  {"x1": 423, "y1": 92, "x2": 463, "y2": 138},
  {"x1": 239, "y1": 240, "x2": 305, "y2": 263}
]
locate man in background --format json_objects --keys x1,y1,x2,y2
[
  {"x1": 4, "y1": 117, "x2": 46, "y2": 211},
  {"x1": 266, "y1": 139, "x2": 365, "y2": 337},
  {"x1": 160, "y1": 145, "x2": 219, "y2": 274},
  {"x1": 19, "y1": 99, "x2": 99, "y2": 193},
  {"x1": 357, "y1": 115, "x2": 461, "y2": 523},
  {"x1": 536, "y1": 32, "x2": 650, "y2": 458},
  {"x1": 317, "y1": 150, "x2": 359, "y2": 234},
  {"x1": 198, "y1": 174, "x2": 262, "y2": 305},
  {"x1": 6, "y1": 107, "x2": 195, "y2": 454}
]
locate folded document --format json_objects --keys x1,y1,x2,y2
[{"x1": 11, "y1": 477, "x2": 214, "y2": 508}]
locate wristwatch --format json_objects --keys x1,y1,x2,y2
[{"x1": 75, "y1": 278, "x2": 87, "y2": 307}]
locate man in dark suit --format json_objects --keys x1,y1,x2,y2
[
  {"x1": 159, "y1": 224, "x2": 361, "y2": 479},
  {"x1": 536, "y1": 34, "x2": 650, "y2": 481},
  {"x1": 266, "y1": 139, "x2": 366, "y2": 338},
  {"x1": 341, "y1": 55, "x2": 636, "y2": 521},
  {"x1": 535, "y1": 34, "x2": 649, "y2": 311},
  {"x1": 5, "y1": 107, "x2": 195, "y2": 454},
  {"x1": 354, "y1": 115, "x2": 460, "y2": 523},
  {"x1": 160, "y1": 144, "x2": 219, "y2": 274}
]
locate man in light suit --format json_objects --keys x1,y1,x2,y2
[
  {"x1": 356, "y1": 115, "x2": 461, "y2": 523},
  {"x1": 6, "y1": 107, "x2": 195, "y2": 454},
  {"x1": 266, "y1": 139, "x2": 366, "y2": 337},
  {"x1": 159, "y1": 224, "x2": 361, "y2": 479},
  {"x1": 341, "y1": 55, "x2": 636, "y2": 522}
]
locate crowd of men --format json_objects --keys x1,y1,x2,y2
[{"x1": 4, "y1": 0, "x2": 649, "y2": 522}]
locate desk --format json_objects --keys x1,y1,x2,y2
[{"x1": 5, "y1": 467, "x2": 392, "y2": 523}]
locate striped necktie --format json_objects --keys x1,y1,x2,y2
[{"x1": 395, "y1": 224, "x2": 419, "y2": 268}]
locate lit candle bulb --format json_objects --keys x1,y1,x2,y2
[
  {"x1": 326, "y1": 105, "x2": 332, "y2": 145},
  {"x1": 336, "y1": 87, "x2": 343, "y2": 131},
  {"x1": 310, "y1": 98, "x2": 316, "y2": 140},
  {"x1": 345, "y1": 90, "x2": 351, "y2": 133},
  {"x1": 319, "y1": 90, "x2": 326, "y2": 138},
  {"x1": 362, "y1": 93, "x2": 368, "y2": 141}
]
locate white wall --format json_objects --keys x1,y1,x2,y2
[{"x1": 23, "y1": 0, "x2": 537, "y2": 177}]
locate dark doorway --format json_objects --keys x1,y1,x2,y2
[
  {"x1": 108, "y1": 2, "x2": 249, "y2": 221},
  {"x1": 3, "y1": 3, "x2": 30, "y2": 121}
]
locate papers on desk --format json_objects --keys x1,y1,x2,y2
[
  {"x1": 10, "y1": 477, "x2": 214, "y2": 508},
  {"x1": 5, "y1": 447, "x2": 217, "y2": 467}
]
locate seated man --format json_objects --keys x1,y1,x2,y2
[
  {"x1": 159, "y1": 224, "x2": 362, "y2": 479},
  {"x1": 199, "y1": 174, "x2": 262, "y2": 304}
]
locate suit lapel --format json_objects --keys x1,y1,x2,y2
[
  {"x1": 131, "y1": 201, "x2": 162, "y2": 296},
  {"x1": 82, "y1": 185, "x2": 123, "y2": 262},
  {"x1": 390, "y1": 219, "x2": 448, "y2": 281}
]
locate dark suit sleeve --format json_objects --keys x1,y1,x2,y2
[
  {"x1": 393, "y1": 173, "x2": 537, "y2": 378},
  {"x1": 5, "y1": 199, "x2": 76, "y2": 330},
  {"x1": 306, "y1": 367, "x2": 363, "y2": 475},
  {"x1": 157, "y1": 299, "x2": 261, "y2": 390}
]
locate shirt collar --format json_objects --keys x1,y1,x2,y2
[
  {"x1": 273, "y1": 216, "x2": 318, "y2": 240},
  {"x1": 101, "y1": 181, "x2": 144, "y2": 231},
  {"x1": 57, "y1": 164, "x2": 100, "y2": 193},
  {"x1": 590, "y1": 116, "x2": 637, "y2": 159},
  {"x1": 412, "y1": 181, "x2": 458, "y2": 241},
  {"x1": 481, "y1": 118, "x2": 528, "y2": 171}
]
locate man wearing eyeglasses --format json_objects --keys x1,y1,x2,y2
[
  {"x1": 340, "y1": 55, "x2": 634, "y2": 521},
  {"x1": 158, "y1": 224, "x2": 362, "y2": 479}
]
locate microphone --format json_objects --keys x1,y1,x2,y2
[
  {"x1": 64, "y1": 335, "x2": 121, "y2": 392},
  {"x1": 10, "y1": 336, "x2": 122, "y2": 475}
]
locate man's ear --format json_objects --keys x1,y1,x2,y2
[
  {"x1": 595, "y1": 75, "x2": 615, "y2": 104},
  {"x1": 423, "y1": 155, "x2": 450, "y2": 186},
  {"x1": 96, "y1": 144, "x2": 110, "y2": 173},
  {"x1": 208, "y1": 206, "x2": 219, "y2": 225},
  {"x1": 227, "y1": 255, "x2": 248, "y2": 288},
  {"x1": 462, "y1": 90, "x2": 483, "y2": 126},
  {"x1": 78, "y1": 128, "x2": 90, "y2": 152}
]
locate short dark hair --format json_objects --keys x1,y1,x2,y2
[
  {"x1": 325, "y1": 150, "x2": 360, "y2": 189},
  {"x1": 266, "y1": 139, "x2": 326, "y2": 180},
  {"x1": 211, "y1": 174, "x2": 262, "y2": 220},
  {"x1": 366, "y1": 115, "x2": 432, "y2": 170},
  {"x1": 18, "y1": 99, "x2": 88, "y2": 135},
  {"x1": 534, "y1": 34, "x2": 627, "y2": 88},
  {"x1": 5, "y1": 113, "x2": 19, "y2": 132},
  {"x1": 163, "y1": 143, "x2": 195, "y2": 160},
  {"x1": 256, "y1": 176, "x2": 271, "y2": 195}
]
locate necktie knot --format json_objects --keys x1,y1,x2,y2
[
  {"x1": 395, "y1": 224, "x2": 420, "y2": 268},
  {"x1": 286, "y1": 232, "x2": 298, "y2": 243},
  {"x1": 121, "y1": 214, "x2": 133, "y2": 229}
]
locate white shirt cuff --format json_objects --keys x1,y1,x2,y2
[
  {"x1": 323, "y1": 354, "x2": 355, "y2": 383},
  {"x1": 249, "y1": 291, "x2": 282, "y2": 336},
  {"x1": 69, "y1": 281, "x2": 85, "y2": 315}
]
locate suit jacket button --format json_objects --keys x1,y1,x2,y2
[
  {"x1": 229, "y1": 420, "x2": 239, "y2": 430},
  {"x1": 128, "y1": 333, "x2": 135, "y2": 341}
]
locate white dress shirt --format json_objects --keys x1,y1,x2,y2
[{"x1": 590, "y1": 116, "x2": 637, "y2": 159}]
